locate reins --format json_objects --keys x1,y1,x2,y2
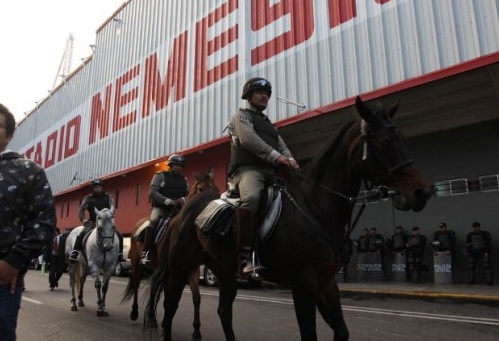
[{"x1": 285, "y1": 168, "x2": 393, "y2": 244}]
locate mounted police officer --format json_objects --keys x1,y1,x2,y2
[
  {"x1": 69, "y1": 179, "x2": 124, "y2": 263},
  {"x1": 140, "y1": 154, "x2": 188, "y2": 265},
  {"x1": 465, "y1": 222, "x2": 493, "y2": 285},
  {"x1": 227, "y1": 77, "x2": 300, "y2": 275}
]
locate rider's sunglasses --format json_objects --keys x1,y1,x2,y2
[{"x1": 251, "y1": 79, "x2": 271, "y2": 88}]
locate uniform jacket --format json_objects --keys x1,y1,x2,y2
[
  {"x1": 227, "y1": 104, "x2": 294, "y2": 176},
  {"x1": 78, "y1": 192, "x2": 114, "y2": 223},
  {"x1": 432, "y1": 230, "x2": 457, "y2": 251},
  {"x1": 466, "y1": 230, "x2": 492, "y2": 253},
  {"x1": 407, "y1": 234, "x2": 427, "y2": 254},
  {"x1": 0, "y1": 151, "x2": 56, "y2": 272},
  {"x1": 149, "y1": 171, "x2": 188, "y2": 207}
]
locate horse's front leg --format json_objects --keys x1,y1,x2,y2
[
  {"x1": 188, "y1": 268, "x2": 202, "y2": 340},
  {"x1": 90, "y1": 267, "x2": 107, "y2": 317},
  {"x1": 161, "y1": 272, "x2": 188, "y2": 341},
  {"x1": 217, "y1": 274, "x2": 238, "y2": 341},
  {"x1": 317, "y1": 279, "x2": 349, "y2": 341},
  {"x1": 99, "y1": 273, "x2": 112, "y2": 317},
  {"x1": 290, "y1": 268, "x2": 319, "y2": 341}
]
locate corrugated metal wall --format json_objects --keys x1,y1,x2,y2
[{"x1": 10, "y1": 0, "x2": 499, "y2": 193}]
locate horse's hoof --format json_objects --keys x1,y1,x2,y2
[
  {"x1": 130, "y1": 310, "x2": 138, "y2": 321},
  {"x1": 97, "y1": 310, "x2": 110, "y2": 317},
  {"x1": 71, "y1": 306, "x2": 78, "y2": 312},
  {"x1": 78, "y1": 302, "x2": 85, "y2": 307},
  {"x1": 192, "y1": 331, "x2": 202, "y2": 340}
]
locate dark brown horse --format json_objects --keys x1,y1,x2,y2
[
  {"x1": 122, "y1": 173, "x2": 218, "y2": 337},
  {"x1": 144, "y1": 96, "x2": 432, "y2": 341}
]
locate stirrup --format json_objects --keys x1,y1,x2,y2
[
  {"x1": 117, "y1": 253, "x2": 124, "y2": 262},
  {"x1": 69, "y1": 250, "x2": 79, "y2": 263},
  {"x1": 240, "y1": 250, "x2": 263, "y2": 275},
  {"x1": 140, "y1": 251, "x2": 151, "y2": 265}
]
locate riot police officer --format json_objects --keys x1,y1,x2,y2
[
  {"x1": 406, "y1": 226, "x2": 427, "y2": 283},
  {"x1": 465, "y1": 222, "x2": 493, "y2": 285},
  {"x1": 355, "y1": 228, "x2": 371, "y2": 253},
  {"x1": 432, "y1": 223, "x2": 456, "y2": 254},
  {"x1": 368, "y1": 227, "x2": 385, "y2": 253},
  {"x1": 69, "y1": 179, "x2": 124, "y2": 262},
  {"x1": 140, "y1": 154, "x2": 189, "y2": 265},
  {"x1": 432, "y1": 222, "x2": 456, "y2": 266},
  {"x1": 390, "y1": 225, "x2": 408, "y2": 253}
]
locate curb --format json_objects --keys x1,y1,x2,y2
[{"x1": 339, "y1": 288, "x2": 499, "y2": 304}]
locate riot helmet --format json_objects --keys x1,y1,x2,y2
[
  {"x1": 241, "y1": 77, "x2": 272, "y2": 100},
  {"x1": 167, "y1": 154, "x2": 185, "y2": 167},
  {"x1": 91, "y1": 179, "x2": 104, "y2": 187}
]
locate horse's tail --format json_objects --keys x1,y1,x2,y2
[{"x1": 121, "y1": 269, "x2": 137, "y2": 303}]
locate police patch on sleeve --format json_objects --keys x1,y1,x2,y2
[{"x1": 239, "y1": 114, "x2": 250, "y2": 123}]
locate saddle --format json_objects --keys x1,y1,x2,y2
[
  {"x1": 133, "y1": 216, "x2": 170, "y2": 245},
  {"x1": 195, "y1": 184, "x2": 283, "y2": 243}
]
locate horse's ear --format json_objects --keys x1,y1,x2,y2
[
  {"x1": 355, "y1": 96, "x2": 372, "y2": 123},
  {"x1": 388, "y1": 98, "x2": 400, "y2": 118},
  {"x1": 94, "y1": 207, "x2": 99, "y2": 214},
  {"x1": 109, "y1": 206, "x2": 115, "y2": 216}
]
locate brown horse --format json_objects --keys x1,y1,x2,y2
[
  {"x1": 122, "y1": 173, "x2": 218, "y2": 337},
  {"x1": 144, "y1": 96, "x2": 432, "y2": 341}
]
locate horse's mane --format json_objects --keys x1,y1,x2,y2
[{"x1": 301, "y1": 120, "x2": 357, "y2": 179}]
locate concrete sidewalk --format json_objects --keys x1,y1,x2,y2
[{"x1": 338, "y1": 281, "x2": 499, "y2": 305}]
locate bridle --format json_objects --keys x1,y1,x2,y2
[
  {"x1": 96, "y1": 212, "x2": 116, "y2": 252},
  {"x1": 360, "y1": 119, "x2": 415, "y2": 184},
  {"x1": 285, "y1": 119, "x2": 415, "y2": 246}
]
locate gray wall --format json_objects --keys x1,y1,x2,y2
[{"x1": 352, "y1": 119, "x2": 499, "y2": 283}]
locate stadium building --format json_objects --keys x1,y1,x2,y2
[{"x1": 10, "y1": 0, "x2": 499, "y2": 282}]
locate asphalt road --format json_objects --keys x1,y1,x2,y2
[{"x1": 17, "y1": 270, "x2": 499, "y2": 340}]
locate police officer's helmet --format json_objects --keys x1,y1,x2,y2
[
  {"x1": 167, "y1": 154, "x2": 185, "y2": 167},
  {"x1": 241, "y1": 77, "x2": 272, "y2": 100},
  {"x1": 91, "y1": 179, "x2": 104, "y2": 187}
]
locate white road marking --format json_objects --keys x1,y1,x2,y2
[
  {"x1": 21, "y1": 296, "x2": 43, "y2": 305},
  {"x1": 194, "y1": 289, "x2": 499, "y2": 327}
]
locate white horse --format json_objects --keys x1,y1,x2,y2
[{"x1": 65, "y1": 207, "x2": 119, "y2": 316}]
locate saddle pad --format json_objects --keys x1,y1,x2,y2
[
  {"x1": 133, "y1": 220, "x2": 150, "y2": 241},
  {"x1": 195, "y1": 199, "x2": 235, "y2": 236}
]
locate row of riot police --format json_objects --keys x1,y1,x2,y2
[{"x1": 351, "y1": 222, "x2": 493, "y2": 285}]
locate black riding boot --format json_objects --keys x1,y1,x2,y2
[
  {"x1": 117, "y1": 231, "x2": 124, "y2": 262},
  {"x1": 467, "y1": 268, "x2": 476, "y2": 285},
  {"x1": 236, "y1": 208, "x2": 262, "y2": 274},
  {"x1": 69, "y1": 235, "x2": 82, "y2": 263},
  {"x1": 485, "y1": 269, "x2": 493, "y2": 286},
  {"x1": 141, "y1": 226, "x2": 154, "y2": 265}
]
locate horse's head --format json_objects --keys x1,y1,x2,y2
[
  {"x1": 351, "y1": 96, "x2": 432, "y2": 212},
  {"x1": 94, "y1": 207, "x2": 116, "y2": 250},
  {"x1": 188, "y1": 173, "x2": 220, "y2": 200}
]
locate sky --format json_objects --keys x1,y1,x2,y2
[{"x1": 0, "y1": 0, "x2": 126, "y2": 123}]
